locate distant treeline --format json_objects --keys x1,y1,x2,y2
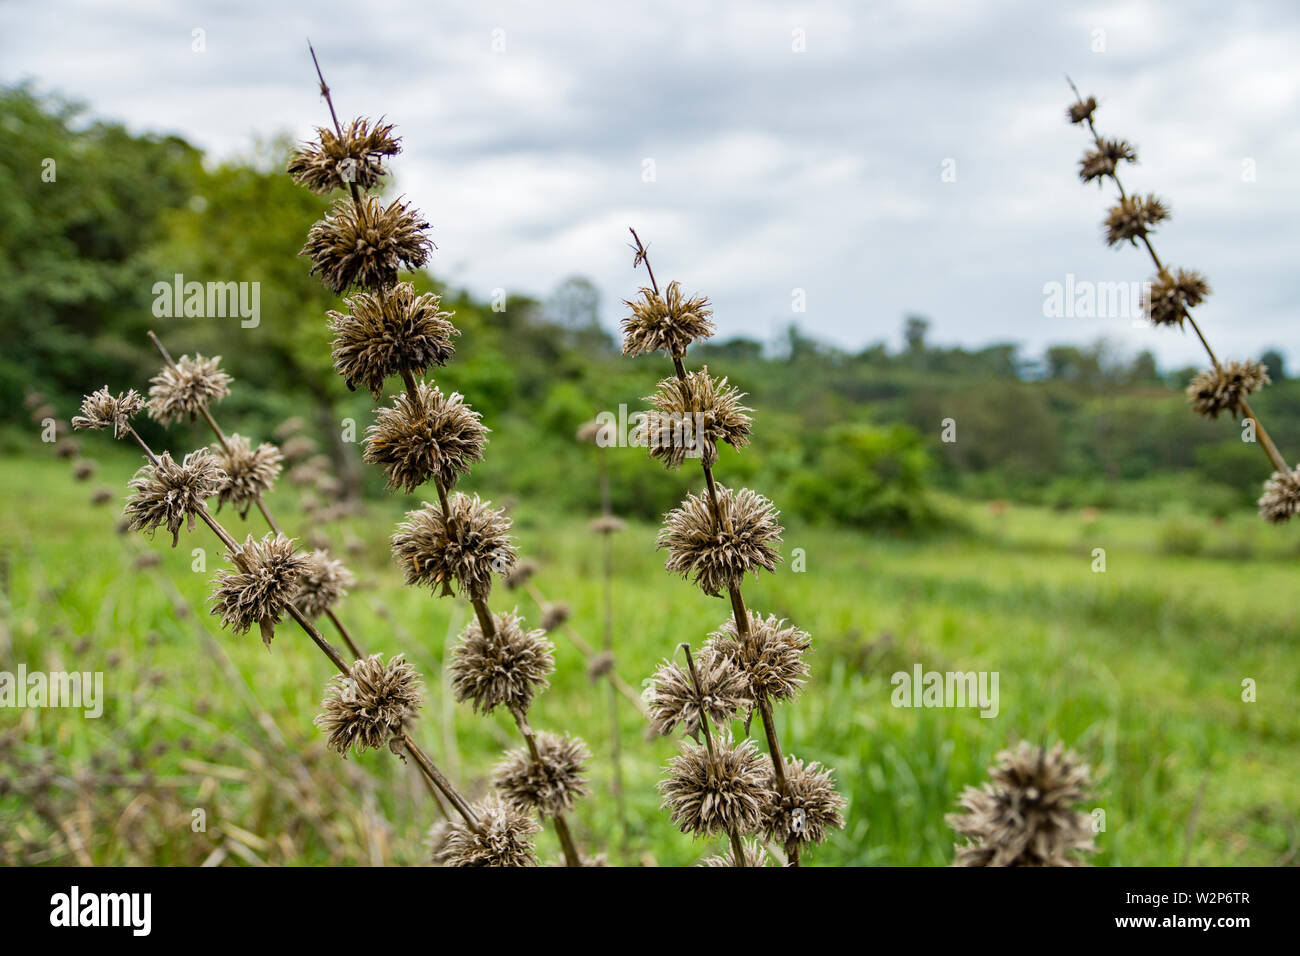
[{"x1": 5, "y1": 84, "x2": 1292, "y2": 526}]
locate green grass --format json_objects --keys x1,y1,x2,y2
[{"x1": 2, "y1": 452, "x2": 1297, "y2": 866}]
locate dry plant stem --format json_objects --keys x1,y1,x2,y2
[
  {"x1": 597, "y1": 453, "x2": 627, "y2": 839},
  {"x1": 632, "y1": 229, "x2": 799, "y2": 864},
  {"x1": 1066, "y1": 81, "x2": 1290, "y2": 475},
  {"x1": 681, "y1": 643, "x2": 747, "y2": 866},
  {"x1": 119, "y1": 423, "x2": 475, "y2": 826},
  {"x1": 147, "y1": 330, "x2": 366, "y2": 658}
]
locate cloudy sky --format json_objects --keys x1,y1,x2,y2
[{"x1": 4, "y1": 0, "x2": 1298, "y2": 366}]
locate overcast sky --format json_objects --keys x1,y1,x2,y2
[{"x1": 4, "y1": 0, "x2": 1297, "y2": 367}]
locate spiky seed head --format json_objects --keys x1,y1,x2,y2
[
  {"x1": 315, "y1": 653, "x2": 422, "y2": 756},
  {"x1": 287, "y1": 116, "x2": 401, "y2": 194},
  {"x1": 391, "y1": 494, "x2": 516, "y2": 599},
  {"x1": 1144, "y1": 268, "x2": 1210, "y2": 327},
  {"x1": 146, "y1": 355, "x2": 233, "y2": 425},
  {"x1": 589, "y1": 515, "x2": 626, "y2": 535},
  {"x1": 587, "y1": 650, "x2": 614, "y2": 682},
  {"x1": 210, "y1": 533, "x2": 311, "y2": 647},
  {"x1": 1104, "y1": 193, "x2": 1169, "y2": 246},
  {"x1": 763, "y1": 757, "x2": 846, "y2": 846},
  {"x1": 503, "y1": 558, "x2": 537, "y2": 590},
  {"x1": 1259, "y1": 467, "x2": 1300, "y2": 524},
  {"x1": 644, "y1": 647, "x2": 751, "y2": 739},
  {"x1": 1066, "y1": 95, "x2": 1097, "y2": 125},
  {"x1": 707, "y1": 610, "x2": 810, "y2": 704},
  {"x1": 123, "y1": 449, "x2": 225, "y2": 547},
  {"x1": 90, "y1": 487, "x2": 113, "y2": 506},
  {"x1": 658, "y1": 485, "x2": 783, "y2": 597},
  {"x1": 363, "y1": 383, "x2": 488, "y2": 493},
  {"x1": 1077, "y1": 138, "x2": 1137, "y2": 185},
  {"x1": 700, "y1": 838, "x2": 769, "y2": 867},
  {"x1": 293, "y1": 550, "x2": 355, "y2": 618},
  {"x1": 621, "y1": 280, "x2": 715, "y2": 357},
  {"x1": 946, "y1": 741, "x2": 1096, "y2": 867},
  {"x1": 209, "y1": 434, "x2": 282, "y2": 517},
  {"x1": 540, "y1": 601, "x2": 570, "y2": 632},
  {"x1": 436, "y1": 794, "x2": 540, "y2": 867},
  {"x1": 427, "y1": 821, "x2": 454, "y2": 863},
  {"x1": 492, "y1": 731, "x2": 591, "y2": 815},
  {"x1": 329, "y1": 282, "x2": 459, "y2": 398},
  {"x1": 72, "y1": 386, "x2": 145, "y2": 438},
  {"x1": 72, "y1": 460, "x2": 95, "y2": 481},
  {"x1": 280, "y1": 435, "x2": 317, "y2": 465},
  {"x1": 300, "y1": 195, "x2": 432, "y2": 294},
  {"x1": 659, "y1": 735, "x2": 773, "y2": 836},
  {"x1": 640, "y1": 368, "x2": 752, "y2": 470},
  {"x1": 274, "y1": 416, "x2": 306, "y2": 441},
  {"x1": 449, "y1": 609, "x2": 554, "y2": 715},
  {"x1": 1186, "y1": 360, "x2": 1269, "y2": 420},
  {"x1": 54, "y1": 439, "x2": 80, "y2": 459}
]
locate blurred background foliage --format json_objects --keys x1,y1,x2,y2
[{"x1": 3, "y1": 83, "x2": 1296, "y2": 528}]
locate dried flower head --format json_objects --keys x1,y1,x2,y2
[
  {"x1": 700, "y1": 838, "x2": 769, "y2": 868},
  {"x1": 124, "y1": 449, "x2": 225, "y2": 546},
  {"x1": 660, "y1": 735, "x2": 773, "y2": 836},
  {"x1": 54, "y1": 439, "x2": 80, "y2": 459},
  {"x1": 504, "y1": 558, "x2": 537, "y2": 590},
  {"x1": 329, "y1": 282, "x2": 459, "y2": 397},
  {"x1": 301, "y1": 195, "x2": 431, "y2": 294},
  {"x1": 209, "y1": 434, "x2": 283, "y2": 517},
  {"x1": 763, "y1": 757, "x2": 846, "y2": 846},
  {"x1": 210, "y1": 533, "x2": 311, "y2": 647},
  {"x1": 315, "y1": 653, "x2": 422, "y2": 755},
  {"x1": 621, "y1": 280, "x2": 715, "y2": 357},
  {"x1": 90, "y1": 487, "x2": 113, "y2": 506},
  {"x1": 1186, "y1": 360, "x2": 1269, "y2": 420},
  {"x1": 72, "y1": 387, "x2": 145, "y2": 438},
  {"x1": 1259, "y1": 467, "x2": 1300, "y2": 524},
  {"x1": 641, "y1": 368, "x2": 752, "y2": 470},
  {"x1": 449, "y1": 609, "x2": 554, "y2": 714},
  {"x1": 281, "y1": 435, "x2": 317, "y2": 465},
  {"x1": 645, "y1": 647, "x2": 751, "y2": 738},
  {"x1": 540, "y1": 602, "x2": 570, "y2": 632},
  {"x1": 589, "y1": 515, "x2": 626, "y2": 535},
  {"x1": 707, "y1": 611, "x2": 810, "y2": 704},
  {"x1": 287, "y1": 116, "x2": 401, "y2": 194},
  {"x1": 492, "y1": 731, "x2": 591, "y2": 815},
  {"x1": 1066, "y1": 95, "x2": 1097, "y2": 125},
  {"x1": 1104, "y1": 193, "x2": 1169, "y2": 246},
  {"x1": 72, "y1": 460, "x2": 95, "y2": 482},
  {"x1": 659, "y1": 485, "x2": 783, "y2": 597},
  {"x1": 1144, "y1": 268, "x2": 1210, "y2": 328},
  {"x1": 293, "y1": 550, "x2": 355, "y2": 618},
  {"x1": 391, "y1": 494, "x2": 516, "y2": 599},
  {"x1": 1078, "y1": 138, "x2": 1137, "y2": 185},
  {"x1": 363, "y1": 383, "x2": 488, "y2": 493},
  {"x1": 436, "y1": 794, "x2": 539, "y2": 867},
  {"x1": 947, "y1": 741, "x2": 1096, "y2": 867},
  {"x1": 146, "y1": 355, "x2": 233, "y2": 425}
]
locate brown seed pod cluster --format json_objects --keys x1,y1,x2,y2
[
  {"x1": 293, "y1": 549, "x2": 355, "y2": 619},
  {"x1": 621, "y1": 281, "x2": 715, "y2": 358},
  {"x1": 363, "y1": 383, "x2": 488, "y2": 493},
  {"x1": 1259, "y1": 466, "x2": 1300, "y2": 524},
  {"x1": 329, "y1": 282, "x2": 459, "y2": 398},
  {"x1": 492, "y1": 731, "x2": 590, "y2": 815},
  {"x1": 1144, "y1": 268, "x2": 1210, "y2": 328},
  {"x1": 210, "y1": 434, "x2": 283, "y2": 517},
  {"x1": 641, "y1": 368, "x2": 752, "y2": 470},
  {"x1": 449, "y1": 609, "x2": 554, "y2": 715},
  {"x1": 658, "y1": 485, "x2": 783, "y2": 597},
  {"x1": 1103, "y1": 193, "x2": 1168, "y2": 246},
  {"x1": 391, "y1": 493, "x2": 516, "y2": 599},
  {"x1": 659, "y1": 736, "x2": 773, "y2": 836},
  {"x1": 287, "y1": 116, "x2": 401, "y2": 194},
  {"x1": 763, "y1": 757, "x2": 846, "y2": 846},
  {"x1": 209, "y1": 533, "x2": 311, "y2": 647},
  {"x1": 315, "y1": 653, "x2": 422, "y2": 756},
  {"x1": 72, "y1": 386, "x2": 146, "y2": 438},
  {"x1": 436, "y1": 794, "x2": 540, "y2": 867},
  {"x1": 707, "y1": 611, "x2": 810, "y2": 704},
  {"x1": 645, "y1": 649, "x2": 750, "y2": 739},
  {"x1": 1185, "y1": 360, "x2": 1270, "y2": 420},
  {"x1": 300, "y1": 195, "x2": 432, "y2": 294},
  {"x1": 947, "y1": 741, "x2": 1096, "y2": 867},
  {"x1": 146, "y1": 354, "x2": 233, "y2": 425},
  {"x1": 123, "y1": 449, "x2": 225, "y2": 547}
]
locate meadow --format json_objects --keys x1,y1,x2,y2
[{"x1": 3, "y1": 449, "x2": 1296, "y2": 866}]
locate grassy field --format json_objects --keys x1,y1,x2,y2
[{"x1": 2, "y1": 450, "x2": 1297, "y2": 866}]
